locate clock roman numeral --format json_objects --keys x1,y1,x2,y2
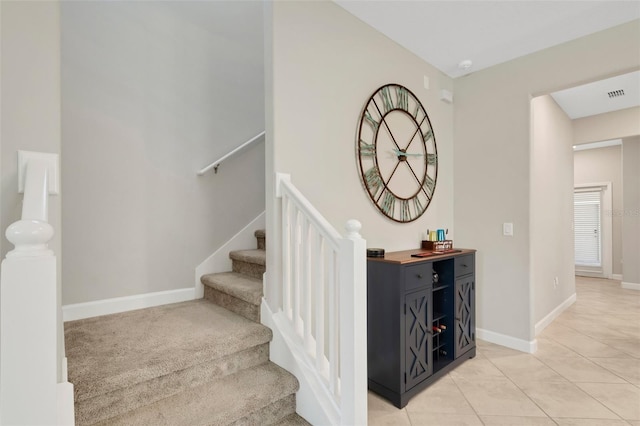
[
  {"x1": 396, "y1": 86, "x2": 408, "y2": 111},
  {"x1": 359, "y1": 140, "x2": 375, "y2": 156},
  {"x1": 381, "y1": 191, "x2": 396, "y2": 217},
  {"x1": 380, "y1": 86, "x2": 394, "y2": 113},
  {"x1": 364, "y1": 110, "x2": 379, "y2": 132},
  {"x1": 400, "y1": 199, "x2": 411, "y2": 221},
  {"x1": 364, "y1": 167, "x2": 383, "y2": 197},
  {"x1": 423, "y1": 175, "x2": 436, "y2": 198},
  {"x1": 423, "y1": 128, "x2": 433, "y2": 143},
  {"x1": 427, "y1": 153, "x2": 437, "y2": 165},
  {"x1": 413, "y1": 197, "x2": 424, "y2": 217}
]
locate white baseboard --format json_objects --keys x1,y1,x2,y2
[
  {"x1": 62, "y1": 288, "x2": 196, "y2": 322},
  {"x1": 261, "y1": 300, "x2": 339, "y2": 426},
  {"x1": 476, "y1": 328, "x2": 537, "y2": 354},
  {"x1": 622, "y1": 281, "x2": 640, "y2": 291},
  {"x1": 63, "y1": 213, "x2": 266, "y2": 322},
  {"x1": 57, "y1": 381, "x2": 75, "y2": 425},
  {"x1": 575, "y1": 270, "x2": 604, "y2": 278},
  {"x1": 535, "y1": 293, "x2": 576, "y2": 336},
  {"x1": 195, "y1": 211, "x2": 266, "y2": 298},
  {"x1": 612, "y1": 274, "x2": 623, "y2": 281}
]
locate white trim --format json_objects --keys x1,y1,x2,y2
[
  {"x1": 575, "y1": 269, "x2": 604, "y2": 278},
  {"x1": 261, "y1": 300, "x2": 338, "y2": 426},
  {"x1": 195, "y1": 211, "x2": 265, "y2": 298},
  {"x1": 573, "y1": 139, "x2": 622, "y2": 151},
  {"x1": 57, "y1": 381, "x2": 75, "y2": 425},
  {"x1": 574, "y1": 182, "x2": 612, "y2": 279},
  {"x1": 61, "y1": 356, "x2": 68, "y2": 382},
  {"x1": 62, "y1": 288, "x2": 196, "y2": 322},
  {"x1": 477, "y1": 328, "x2": 538, "y2": 354},
  {"x1": 621, "y1": 281, "x2": 640, "y2": 291},
  {"x1": 612, "y1": 274, "x2": 623, "y2": 280},
  {"x1": 535, "y1": 293, "x2": 576, "y2": 336}
]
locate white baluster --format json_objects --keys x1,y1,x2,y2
[
  {"x1": 314, "y1": 234, "x2": 325, "y2": 374},
  {"x1": 282, "y1": 195, "x2": 292, "y2": 318},
  {"x1": 328, "y1": 249, "x2": 338, "y2": 396},
  {"x1": 339, "y1": 219, "x2": 367, "y2": 425}
]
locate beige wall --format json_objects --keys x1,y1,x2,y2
[
  {"x1": 530, "y1": 95, "x2": 575, "y2": 326},
  {"x1": 269, "y1": 1, "x2": 454, "y2": 248},
  {"x1": 573, "y1": 106, "x2": 640, "y2": 281},
  {"x1": 574, "y1": 145, "x2": 623, "y2": 276},
  {"x1": 60, "y1": 2, "x2": 265, "y2": 304},
  {"x1": 454, "y1": 20, "x2": 640, "y2": 344},
  {"x1": 574, "y1": 107, "x2": 640, "y2": 144},
  {"x1": 266, "y1": 1, "x2": 454, "y2": 310},
  {"x1": 1, "y1": 1, "x2": 61, "y2": 262},
  {"x1": 622, "y1": 136, "x2": 640, "y2": 285},
  {"x1": 1, "y1": 0, "x2": 63, "y2": 380}
]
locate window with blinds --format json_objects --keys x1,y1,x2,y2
[{"x1": 574, "y1": 189, "x2": 602, "y2": 267}]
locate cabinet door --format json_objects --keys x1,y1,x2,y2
[
  {"x1": 454, "y1": 276, "x2": 475, "y2": 357},
  {"x1": 404, "y1": 289, "x2": 433, "y2": 391}
]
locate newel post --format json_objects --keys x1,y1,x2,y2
[
  {"x1": 6, "y1": 152, "x2": 59, "y2": 259},
  {"x1": 1, "y1": 151, "x2": 60, "y2": 425},
  {"x1": 339, "y1": 219, "x2": 368, "y2": 425}
]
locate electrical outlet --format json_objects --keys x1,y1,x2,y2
[{"x1": 553, "y1": 277, "x2": 559, "y2": 289}]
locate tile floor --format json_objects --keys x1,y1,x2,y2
[{"x1": 368, "y1": 276, "x2": 640, "y2": 425}]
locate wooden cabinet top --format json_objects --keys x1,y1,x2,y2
[{"x1": 367, "y1": 248, "x2": 476, "y2": 265}]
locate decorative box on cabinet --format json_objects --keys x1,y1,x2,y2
[{"x1": 367, "y1": 249, "x2": 476, "y2": 408}]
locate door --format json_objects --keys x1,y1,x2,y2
[
  {"x1": 454, "y1": 276, "x2": 475, "y2": 357},
  {"x1": 574, "y1": 189, "x2": 602, "y2": 268},
  {"x1": 404, "y1": 289, "x2": 432, "y2": 390}
]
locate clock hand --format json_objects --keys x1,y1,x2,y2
[{"x1": 392, "y1": 148, "x2": 423, "y2": 157}]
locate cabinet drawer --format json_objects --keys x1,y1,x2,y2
[
  {"x1": 454, "y1": 255, "x2": 474, "y2": 277},
  {"x1": 404, "y1": 263, "x2": 433, "y2": 291}
]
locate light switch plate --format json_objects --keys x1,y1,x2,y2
[{"x1": 503, "y1": 222, "x2": 514, "y2": 236}]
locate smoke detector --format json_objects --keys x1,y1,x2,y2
[
  {"x1": 607, "y1": 89, "x2": 625, "y2": 98},
  {"x1": 458, "y1": 60, "x2": 473, "y2": 70}
]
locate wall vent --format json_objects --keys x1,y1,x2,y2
[{"x1": 607, "y1": 89, "x2": 625, "y2": 98}]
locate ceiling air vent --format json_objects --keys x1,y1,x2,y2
[{"x1": 607, "y1": 89, "x2": 625, "y2": 98}]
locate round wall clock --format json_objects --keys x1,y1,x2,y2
[{"x1": 356, "y1": 83, "x2": 438, "y2": 223}]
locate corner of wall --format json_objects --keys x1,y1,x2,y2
[{"x1": 194, "y1": 211, "x2": 266, "y2": 298}]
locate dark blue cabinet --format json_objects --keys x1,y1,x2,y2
[{"x1": 367, "y1": 249, "x2": 476, "y2": 408}]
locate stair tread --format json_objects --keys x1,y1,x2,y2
[
  {"x1": 65, "y1": 299, "x2": 272, "y2": 402},
  {"x1": 229, "y1": 249, "x2": 266, "y2": 266},
  {"x1": 273, "y1": 413, "x2": 312, "y2": 426},
  {"x1": 201, "y1": 271, "x2": 262, "y2": 306},
  {"x1": 95, "y1": 362, "x2": 299, "y2": 426}
]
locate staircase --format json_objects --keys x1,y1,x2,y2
[{"x1": 65, "y1": 230, "x2": 309, "y2": 425}]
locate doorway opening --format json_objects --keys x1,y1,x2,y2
[{"x1": 574, "y1": 182, "x2": 612, "y2": 279}]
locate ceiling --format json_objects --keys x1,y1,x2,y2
[
  {"x1": 335, "y1": 1, "x2": 640, "y2": 118},
  {"x1": 551, "y1": 70, "x2": 640, "y2": 119}
]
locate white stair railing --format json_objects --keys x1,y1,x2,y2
[
  {"x1": 197, "y1": 131, "x2": 265, "y2": 175},
  {"x1": 273, "y1": 173, "x2": 367, "y2": 425},
  {"x1": 0, "y1": 151, "x2": 74, "y2": 425}
]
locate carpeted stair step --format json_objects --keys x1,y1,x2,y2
[
  {"x1": 230, "y1": 249, "x2": 266, "y2": 280},
  {"x1": 65, "y1": 300, "x2": 272, "y2": 425},
  {"x1": 201, "y1": 271, "x2": 262, "y2": 322},
  {"x1": 273, "y1": 413, "x2": 312, "y2": 425},
  {"x1": 255, "y1": 229, "x2": 266, "y2": 250},
  {"x1": 92, "y1": 362, "x2": 300, "y2": 426}
]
